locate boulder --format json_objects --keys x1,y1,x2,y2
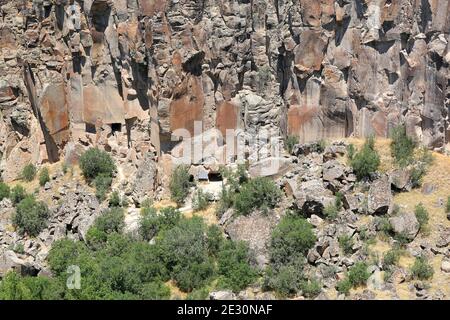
[
  {"x1": 0, "y1": 250, "x2": 38, "y2": 277},
  {"x1": 390, "y1": 168, "x2": 412, "y2": 191},
  {"x1": 293, "y1": 179, "x2": 334, "y2": 215},
  {"x1": 367, "y1": 175, "x2": 392, "y2": 215},
  {"x1": 131, "y1": 152, "x2": 157, "y2": 205},
  {"x1": 389, "y1": 212, "x2": 420, "y2": 241},
  {"x1": 209, "y1": 290, "x2": 236, "y2": 300},
  {"x1": 322, "y1": 160, "x2": 345, "y2": 182},
  {"x1": 224, "y1": 211, "x2": 278, "y2": 269},
  {"x1": 343, "y1": 192, "x2": 365, "y2": 212},
  {"x1": 441, "y1": 258, "x2": 450, "y2": 273}
]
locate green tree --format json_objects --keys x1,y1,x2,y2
[
  {"x1": 348, "y1": 262, "x2": 370, "y2": 287},
  {"x1": 285, "y1": 135, "x2": 299, "y2": 154},
  {"x1": 39, "y1": 167, "x2": 50, "y2": 187},
  {"x1": 169, "y1": 165, "x2": 193, "y2": 205},
  {"x1": 217, "y1": 241, "x2": 257, "y2": 293},
  {"x1": 383, "y1": 248, "x2": 401, "y2": 267},
  {"x1": 411, "y1": 255, "x2": 434, "y2": 280},
  {"x1": 269, "y1": 215, "x2": 316, "y2": 267},
  {"x1": 192, "y1": 189, "x2": 211, "y2": 212},
  {"x1": 234, "y1": 177, "x2": 282, "y2": 215},
  {"x1": 390, "y1": 125, "x2": 416, "y2": 167},
  {"x1": 338, "y1": 235, "x2": 354, "y2": 255},
  {"x1": 0, "y1": 182, "x2": 10, "y2": 201},
  {"x1": 336, "y1": 278, "x2": 352, "y2": 295},
  {"x1": 10, "y1": 185, "x2": 26, "y2": 205},
  {"x1": 139, "y1": 206, "x2": 181, "y2": 241},
  {"x1": 79, "y1": 148, "x2": 116, "y2": 181},
  {"x1": 94, "y1": 173, "x2": 113, "y2": 201},
  {"x1": 414, "y1": 203, "x2": 429, "y2": 232},
  {"x1": 21, "y1": 164, "x2": 36, "y2": 182},
  {"x1": 158, "y1": 217, "x2": 214, "y2": 292},
  {"x1": 86, "y1": 207, "x2": 125, "y2": 247},
  {"x1": 0, "y1": 272, "x2": 32, "y2": 300},
  {"x1": 109, "y1": 191, "x2": 121, "y2": 207},
  {"x1": 350, "y1": 136, "x2": 380, "y2": 180},
  {"x1": 13, "y1": 195, "x2": 49, "y2": 237},
  {"x1": 263, "y1": 259, "x2": 304, "y2": 297},
  {"x1": 140, "y1": 281, "x2": 171, "y2": 300}
]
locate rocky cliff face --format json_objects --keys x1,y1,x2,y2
[{"x1": 0, "y1": 0, "x2": 449, "y2": 182}]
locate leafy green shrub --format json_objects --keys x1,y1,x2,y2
[
  {"x1": 410, "y1": 147, "x2": 434, "y2": 188},
  {"x1": 414, "y1": 203, "x2": 429, "y2": 232},
  {"x1": 47, "y1": 235, "x2": 170, "y2": 300},
  {"x1": 347, "y1": 144, "x2": 356, "y2": 160},
  {"x1": 269, "y1": 215, "x2": 316, "y2": 267},
  {"x1": 313, "y1": 139, "x2": 327, "y2": 153},
  {"x1": 348, "y1": 262, "x2": 370, "y2": 287},
  {"x1": 410, "y1": 165, "x2": 426, "y2": 188},
  {"x1": 390, "y1": 125, "x2": 416, "y2": 167},
  {"x1": 338, "y1": 235, "x2": 354, "y2": 255},
  {"x1": 383, "y1": 248, "x2": 401, "y2": 267},
  {"x1": 192, "y1": 189, "x2": 211, "y2": 212},
  {"x1": 300, "y1": 278, "x2": 322, "y2": 298},
  {"x1": 86, "y1": 207, "x2": 124, "y2": 247},
  {"x1": 215, "y1": 164, "x2": 249, "y2": 217},
  {"x1": 11, "y1": 243, "x2": 25, "y2": 254},
  {"x1": 375, "y1": 216, "x2": 393, "y2": 237},
  {"x1": 139, "y1": 206, "x2": 181, "y2": 241},
  {"x1": 140, "y1": 281, "x2": 171, "y2": 300},
  {"x1": 9, "y1": 212, "x2": 257, "y2": 299},
  {"x1": 38, "y1": 167, "x2": 50, "y2": 187},
  {"x1": 21, "y1": 164, "x2": 36, "y2": 182},
  {"x1": 169, "y1": 165, "x2": 193, "y2": 205},
  {"x1": 217, "y1": 241, "x2": 257, "y2": 293},
  {"x1": 94, "y1": 173, "x2": 112, "y2": 201},
  {"x1": 10, "y1": 185, "x2": 26, "y2": 205},
  {"x1": 285, "y1": 135, "x2": 299, "y2": 154},
  {"x1": 158, "y1": 217, "x2": 214, "y2": 292},
  {"x1": 350, "y1": 136, "x2": 380, "y2": 180},
  {"x1": 216, "y1": 184, "x2": 235, "y2": 217},
  {"x1": 234, "y1": 177, "x2": 282, "y2": 215},
  {"x1": 336, "y1": 278, "x2": 352, "y2": 295},
  {"x1": 206, "y1": 225, "x2": 224, "y2": 256},
  {"x1": 186, "y1": 287, "x2": 210, "y2": 300},
  {"x1": 323, "y1": 193, "x2": 344, "y2": 220},
  {"x1": 0, "y1": 271, "x2": 62, "y2": 300},
  {"x1": 411, "y1": 255, "x2": 434, "y2": 280},
  {"x1": 263, "y1": 259, "x2": 304, "y2": 297},
  {"x1": 109, "y1": 191, "x2": 121, "y2": 207},
  {"x1": 79, "y1": 148, "x2": 116, "y2": 181},
  {"x1": 323, "y1": 204, "x2": 337, "y2": 220},
  {"x1": 13, "y1": 195, "x2": 49, "y2": 237},
  {"x1": 0, "y1": 182, "x2": 10, "y2": 201}
]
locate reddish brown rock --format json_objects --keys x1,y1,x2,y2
[{"x1": 169, "y1": 76, "x2": 204, "y2": 136}]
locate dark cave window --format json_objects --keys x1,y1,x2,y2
[
  {"x1": 85, "y1": 123, "x2": 96, "y2": 134},
  {"x1": 208, "y1": 172, "x2": 223, "y2": 182},
  {"x1": 111, "y1": 123, "x2": 122, "y2": 133}
]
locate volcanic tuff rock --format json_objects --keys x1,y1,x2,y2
[{"x1": 0, "y1": 0, "x2": 449, "y2": 186}]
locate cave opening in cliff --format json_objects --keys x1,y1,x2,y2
[
  {"x1": 86, "y1": 123, "x2": 96, "y2": 134},
  {"x1": 111, "y1": 123, "x2": 122, "y2": 134},
  {"x1": 44, "y1": 4, "x2": 52, "y2": 18},
  {"x1": 90, "y1": 1, "x2": 111, "y2": 33},
  {"x1": 208, "y1": 172, "x2": 223, "y2": 182}
]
